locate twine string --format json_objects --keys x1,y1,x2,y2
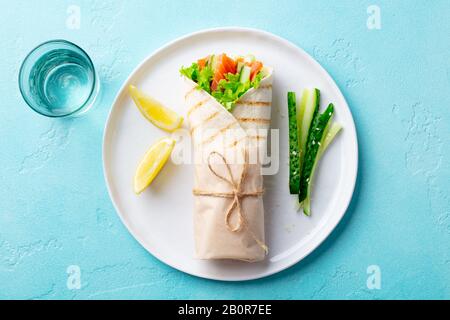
[{"x1": 193, "y1": 150, "x2": 268, "y2": 254}]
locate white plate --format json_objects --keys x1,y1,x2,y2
[{"x1": 103, "y1": 27, "x2": 358, "y2": 281}]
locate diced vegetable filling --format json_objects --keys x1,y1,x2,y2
[{"x1": 180, "y1": 54, "x2": 268, "y2": 111}]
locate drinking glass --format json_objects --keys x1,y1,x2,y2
[{"x1": 19, "y1": 40, "x2": 99, "y2": 117}]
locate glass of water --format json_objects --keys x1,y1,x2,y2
[{"x1": 19, "y1": 40, "x2": 99, "y2": 117}]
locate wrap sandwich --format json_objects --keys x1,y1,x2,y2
[{"x1": 180, "y1": 54, "x2": 273, "y2": 262}]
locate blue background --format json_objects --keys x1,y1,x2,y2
[{"x1": 1, "y1": 0, "x2": 449, "y2": 299}]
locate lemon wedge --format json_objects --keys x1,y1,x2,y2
[
  {"x1": 134, "y1": 137, "x2": 176, "y2": 194},
  {"x1": 129, "y1": 85, "x2": 183, "y2": 132}
]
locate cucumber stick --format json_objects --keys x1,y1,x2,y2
[
  {"x1": 319, "y1": 122, "x2": 342, "y2": 159},
  {"x1": 302, "y1": 122, "x2": 339, "y2": 215},
  {"x1": 303, "y1": 122, "x2": 343, "y2": 213},
  {"x1": 240, "y1": 66, "x2": 251, "y2": 83},
  {"x1": 299, "y1": 104, "x2": 335, "y2": 215},
  {"x1": 296, "y1": 89, "x2": 309, "y2": 155},
  {"x1": 292, "y1": 88, "x2": 319, "y2": 195},
  {"x1": 288, "y1": 92, "x2": 301, "y2": 194},
  {"x1": 298, "y1": 89, "x2": 320, "y2": 165},
  {"x1": 289, "y1": 88, "x2": 320, "y2": 195}
]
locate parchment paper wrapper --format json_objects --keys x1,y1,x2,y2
[{"x1": 184, "y1": 70, "x2": 273, "y2": 262}]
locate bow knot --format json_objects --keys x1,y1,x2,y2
[{"x1": 193, "y1": 150, "x2": 267, "y2": 254}]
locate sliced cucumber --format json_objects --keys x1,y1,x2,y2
[
  {"x1": 296, "y1": 89, "x2": 309, "y2": 163},
  {"x1": 297, "y1": 89, "x2": 320, "y2": 183},
  {"x1": 299, "y1": 104, "x2": 335, "y2": 215},
  {"x1": 319, "y1": 122, "x2": 342, "y2": 159},
  {"x1": 209, "y1": 54, "x2": 217, "y2": 70},
  {"x1": 236, "y1": 61, "x2": 244, "y2": 74},
  {"x1": 240, "y1": 65, "x2": 251, "y2": 83},
  {"x1": 288, "y1": 92, "x2": 301, "y2": 194}
]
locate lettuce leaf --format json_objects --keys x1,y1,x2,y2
[
  {"x1": 212, "y1": 73, "x2": 252, "y2": 111},
  {"x1": 181, "y1": 63, "x2": 265, "y2": 112},
  {"x1": 251, "y1": 72, "x2": 263, "y2": 89},
  {"x1": 180, "y1": 63, "x2": 199, "y2": 82},
  {"x1": 197, "y1": 66, "x2": 214, "y2": 93},
  {"x1": 180, "y1": 63, "x2": 214, "y2": 93}
]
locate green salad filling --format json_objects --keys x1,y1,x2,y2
[{"x1": 180, "y1": 53, "x2": 268, "y2": 111}]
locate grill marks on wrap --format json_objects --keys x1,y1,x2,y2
[
  {"x1": 189, "y1": 111, "x2": 220, "y2": 135},
  {"x1": 187, "y1": 98, "x2": 210, "y2": 118},
  {"x1": 258, "y1": 84, "x2": 272, "y2": 90},
  {"x1": 185, "y1": 87, "x2": 197, "y2": 100},
  {"x1": 187, "y1": 95, "x2": 239, "y2": 147},
  {"x1": 228, "y1": 136, "x2": 247, "y2": 148},
  {"x1": 201, "y1": 122, "x2": 239, "y2": 146},
  {"x1": 236, "y1": 118, "x2": 271, "y2": 124},
  {"x1": 235, "y1": 101, "x2": 271, "y2": 107},
  {"x1": 227, "y1": 134, "x2": 267, "y2": 149},
  {"x1": 233, "y1": 94, "x2": 272, "y2": 129},
  {"x1": 248, "y1": 135, "x2": 267, "y2": 141},
  {"x1": 233, "y1": 99, "x2": 272, "y2": 128},
  {"x1": 186, "y1": 79, "x2": 272, "y2": 149}
]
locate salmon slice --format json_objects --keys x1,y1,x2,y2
[
  {"x1": 198, "y1": 56, "x2": 208, "y2": 71},
  {"x1": 211, "y1": 54, "x2": 237, "y2": 91},
  {"x1": 249, "y1": 61, "x2": 263, "y2": 81}
]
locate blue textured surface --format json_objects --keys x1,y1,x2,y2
[{"x1": 1, "y1": 0, "x2": 449, "y2": 300}]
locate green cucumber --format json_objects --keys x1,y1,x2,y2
[
  {"x1": 288, "y1": 92, "x2": 301, "y2": 194},
  {"x1": 302, "y1": 122, "x2": 337, "y2": 216},
  {"x1": 295, "y1": 89, "x2": 320, "y2": 193},
  {"x1": 299, "y1": 104, "x2": 335, "y2": 215},
  {"x1": 319, "y1": 122, "x2": 342, "y2": 159},
  {"x1": 208, "y1": 54, "x2": 217, "y2": 70},
  {"x1": 303, "y1": 122, "x2": 342, "y2": 213},
  {"x1": 236, "y1": 61, "x2": 244, "y2": 74},
  {"x1": 240, "y1": 65, "x2": 251, "y2": 83},
  {"x1": 299, "y1": 89, "x2": 320, "y2": 163},
  {"x1": 296, "y1": 89, "x2": 309, "y2": 167}
]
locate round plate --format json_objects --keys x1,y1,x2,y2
[{"x1": 103, "y1": 27, "x2": 358, "y2": 281}]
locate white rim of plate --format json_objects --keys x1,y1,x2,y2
[{"x1": 102, "y1": 27, "x2": 359, "y2": 281}]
